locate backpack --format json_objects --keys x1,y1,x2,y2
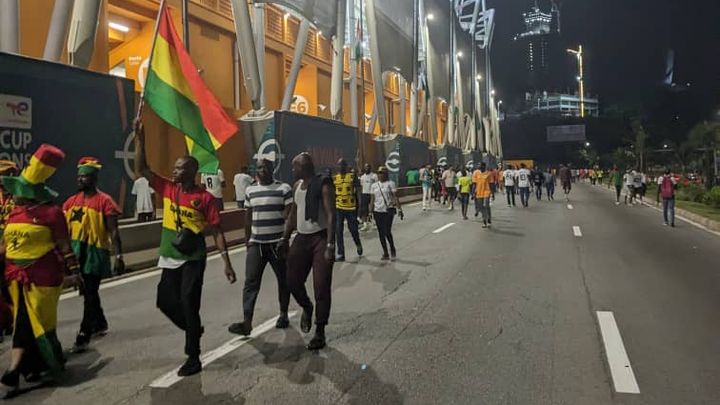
[{"x1": 660, "y1": 176, "x2": 674, "y2": 199}]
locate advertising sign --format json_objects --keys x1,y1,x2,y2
[
  {"x1": 546, "y1": 125, "x2": 586, "y2": 142},
  {"x1": 0, "y1": 52, "x2": 136, "y2": 216}
]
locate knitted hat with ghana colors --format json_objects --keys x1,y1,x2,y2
[
  {"x1": 77, "y1": 156, "x2": 102, "y2": 175},
  {"x1": 0, "y1": 144, "x2": 65, "y2": 202}
]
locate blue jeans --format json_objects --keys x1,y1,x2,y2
[
  {"x1": 663, "y1": 198, "x2": 675, "y2": 225},
  {"x1": 505, "y1": 186, "x2": 516, "y2": 206},
  {"x1": 336, "y1": 209, "x2": 362, "y2": 257},
  {"x1": 519, "y1": 187, "x2": 530, "y2": 207}
]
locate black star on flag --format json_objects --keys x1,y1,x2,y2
[{"x1": 70, "y1": 208, "x2": 85, "y2": 223}]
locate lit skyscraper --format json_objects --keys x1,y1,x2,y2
[{"x1": 514, "y1": 1, "x2": 561, "y2": 92}]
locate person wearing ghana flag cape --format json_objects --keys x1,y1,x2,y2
[
  {"x1": 134, "y1": 118, "x2": 237, "y2": 377},
  {"x1": 0, "y1": 144, "x2": 82, "y2": 394},
  {"x1": 63, "y1": 157, "x2": 124, "y2": 354}
]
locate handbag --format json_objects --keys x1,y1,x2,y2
[{"x1": 171, "y1": 188, "x2": 203, "y2": 255}]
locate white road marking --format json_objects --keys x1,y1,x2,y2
[
  {"x1": 573, "y1": 226, "x2": 583, "y2": 237},
  {"x1": 60, "y1": 246, "x2": 247, "y2": 301},
  {"x1": 567, "y1": 204, "x2": 574, "y2": 210},
  {"x1": 432, "y1": 223, "x2": 456, "y2": 234},
  {"x1": 596, "y1": 311, "x2": 641, "y2": 394},
  {"x1": 406, "y1": 202, "x2": 422, "y2": 207},
  {"x1": 149, "y1": 311, "x2": 297, "y2": 388}
]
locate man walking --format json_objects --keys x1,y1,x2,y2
[
  {"x1": 559, "y1": 164, "x2": 572, "y2": 201},
  {"x1": 64, "y1": 157, "x2": 124, "y2": 353},
  {"x1": 333, "y1": 159, "x2": 363, "y2": 262},
  {"x1": 228, "y1": 158, "x2": 298, "y2": 336},
  {"x1": 544, "y1": 167, "x2": 556, "y2": 200},
  {"x1": 517, "y1": 163, "x2": 532, "y2": 208},
  {"x1": 135, "y1": 120, "x2": 237, "y2": 376},
  {"x1": 610, "y1": 166, "x2": 623, "y2": 205},
  {"x1": 473, "y1": 163, "x2": 493, "y2": 228},
  {"x1": 233, "y1": 166, "x2": 253, "y2": 209},
  {"x1": 657, "y1": 169, "x2": 677, "y2": 227},
  {"x1": 502, "y1": 165, "x2": 517, "y2": 207},
  {"x1": 420, "y1": 165, "x2": 432, "y2": 210},
  {"x1": 359, "y1": 163, "x2": 378, "y2": 230},
  {"x1": 442, "y1": 165, "x2": 457, "y2": 210},
  {"x1": 279, "y1": 153, "x2": 336, "y2": 350}
]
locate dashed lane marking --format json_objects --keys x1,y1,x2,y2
[
  {"x1": 149, "y1": 311, "x2": 298, "y2": 388},
  {"x1": 596, "y1": 311, "x2": 641, "y2": 394},
  {"x1": 573, "y1": 226, "x2": 583, "y2": 237},
  {"x1": 432, "y1": 223, "x2": 456, "y2": 234}
]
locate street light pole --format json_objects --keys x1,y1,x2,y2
[{"x1": 567, "y1": 45, "x2": 584, "y2": 118}]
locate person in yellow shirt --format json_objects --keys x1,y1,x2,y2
[
  {"x1": 472, "y1": 163, "x2": 493, "y2": 228},
  {"x1": 457, "y1": 169, "x2": 472, "y2": 220},
  {"x1": 333, "y1": 159, "x2": 363, "y2": 261}
]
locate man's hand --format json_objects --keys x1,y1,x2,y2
[
  {"x1": 224, "y1": 264, "x2": 237, "y2": 284},
  {"x1": 276, "y1": 239, "x2": 289, "y2": 260},
  {"x1": 324, "y1": 244, "x2": 335, "y2": 263},
  {"x1": 114, "y1": 257, "x2": 125, "y2": 275}
]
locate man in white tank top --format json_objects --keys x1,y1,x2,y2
[{"x1": 278, "y1": 153, "x2": 336, "y2": 351}]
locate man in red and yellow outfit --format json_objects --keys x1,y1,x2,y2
[
  {"x1": 0, "y1": 144, "x2": 81, "y2": 392},
  {"x1": 63, "y1": 157, "x2": 124, "y2": 353},
  {"x1": 0, "y1": 161, "x2": 19, "y2": 338}
]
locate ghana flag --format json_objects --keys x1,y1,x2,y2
[{"x1": 144, "y1": 2, "x2": 238, "y2": 174}]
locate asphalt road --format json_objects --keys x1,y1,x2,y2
[{"x1": 2, "y1": 183, "x2": 719, "y2": 405}]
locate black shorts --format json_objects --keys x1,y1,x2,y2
[{"x1": 448, "y1": 187, "x2": 458, "y2": 199}]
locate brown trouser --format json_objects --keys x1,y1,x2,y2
[{"x1": 287, "y1": 230, "x2": 333, "y2": 325}]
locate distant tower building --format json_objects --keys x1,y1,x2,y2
[{"x1": 514, "y1": 1, "x2": 561, "y2": 92}]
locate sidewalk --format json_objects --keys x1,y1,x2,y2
[{"x1": 586, "y1": 182, "x2": 720, "y2": 235}]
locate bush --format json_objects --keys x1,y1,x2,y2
[
  {"x1": 676, "y1": 183, "x2": 706, "y2": 203},
  {"x1": 702, "y1": 186, "x2": 720, "y2": 208}
]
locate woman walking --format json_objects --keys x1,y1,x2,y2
[
  {"x1": 0, "y1": 145, "x2": 81, "y2": 394},
  {"x1": 369, "y1": 167, "x2": 403, "y2": 261},
  {"x1": 457, "y1": 169, "x2": 472, "y2": 220}
]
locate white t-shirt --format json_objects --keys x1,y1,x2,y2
[
  {"x1": 503, "y1": 169, "x2": 516, "y2": 186},
  {"x1": 624, "y1": 173, "x2": 634, "y2": 186},
  {"x1": 131, "y1": 177, "x2": 154, "y2": 214},
  {"x1": 371, "y1": 181, "x2": 397, "y2": 213},
  {"x1": 233, "y1": 172, "x2": 254, "y2": 201},
  {"x1": 442, "y1": 169, "x2": 456, "y2": 187},
  {"x1": 517, "y1": 168, "x2": 531, "y2": 188},
  {"x1": 360, "y1": 172, "x2": 378, "y2": 194},
  {"x1": 201, "y1": 169, "x2": 225, "y2": 198}
]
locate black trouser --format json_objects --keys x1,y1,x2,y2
[
  {"x1": 373, "y1": 211, "x2": 396, "y2": 256},
  {"x1": 157, "y1": 260, "x2": 206, "y2": 357},
  {"x1": 615, "y1": 185, "x2": 622, "y2": 201},
  {"x1": 138, "y1": 213, "x2": 153, "y2": 222},
  {"x1": 80, "y1": 272, "x2": 108, "y2": 336},
  {"x1": 287, "y1": 231, "x2": 333, "y2": 326},
  {"x1": 534, "y1": 183, "x2": 542, "y2": 200},
  {"x1": 506, "y1": 186, "x2": 516, "y2": 206},
  {"x1": 243, "y1": 244, "x2": 290, "y2": 323},
  {"x1": 336, "y1": 209, "x2": 362, "y2": 257}
]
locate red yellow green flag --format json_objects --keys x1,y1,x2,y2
[{"x1": 144, "y1": 2, "x2": 237, "y2": 173}]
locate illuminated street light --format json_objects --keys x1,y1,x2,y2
[
  {"x1": 457, "y1": 51, "x2": 463, "y2": 58},
  {"x1": 585, "y1": 142, "x2": 591, "y2": 147},
  {"x1": 476, "y1": 74, "x2": 482, "y2": 81},
  {"x1": 490, "y1": 89, "x2": 496, "y2": 97},
  {"x1": 567, "y1": 45, "x2": 585, "y2": 118},
  {"x1": 427, "y1": 13, "x2": 434, "y2": 20}
]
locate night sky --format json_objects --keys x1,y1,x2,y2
[{"x1": 488, "y1": 0, "x2": 720, "y2": 115}]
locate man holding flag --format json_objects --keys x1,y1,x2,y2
[{"x1": 135, "y1": 1, "x2": 238, "y2": 377}]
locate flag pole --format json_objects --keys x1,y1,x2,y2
[{"x1": 135, "y1": 0, "x2": 167, "y2": 123}]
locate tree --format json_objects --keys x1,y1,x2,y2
[
  {"x1": 687, "y1": 121, "x2": 720, "y2": 190},
  {"x1": 631, "y1": 119, "x2": 649, "y2": 172}
]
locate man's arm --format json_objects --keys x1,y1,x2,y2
[
  {"x1": 321, "y1": 181, "x2": 336, "y2": 261},
  {"x1": 209, "y1": 224, "x2": 237, "y2": 284},
  {"x1": 244, "y1": 207, "x2": 253, "y2": 245},
  {"x1": 281, "y1": 182, "x2": 298, "y2": 241},
  {"x1": 106, "y1": 214, "x2": 125, "y2": 274},
  {"x1": 134, "y1": 120, "x2": 156, "y2": 181}
]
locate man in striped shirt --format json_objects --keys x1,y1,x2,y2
[{"x1": 229, "y1": 158, "x2": 295, "y2": 336}]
